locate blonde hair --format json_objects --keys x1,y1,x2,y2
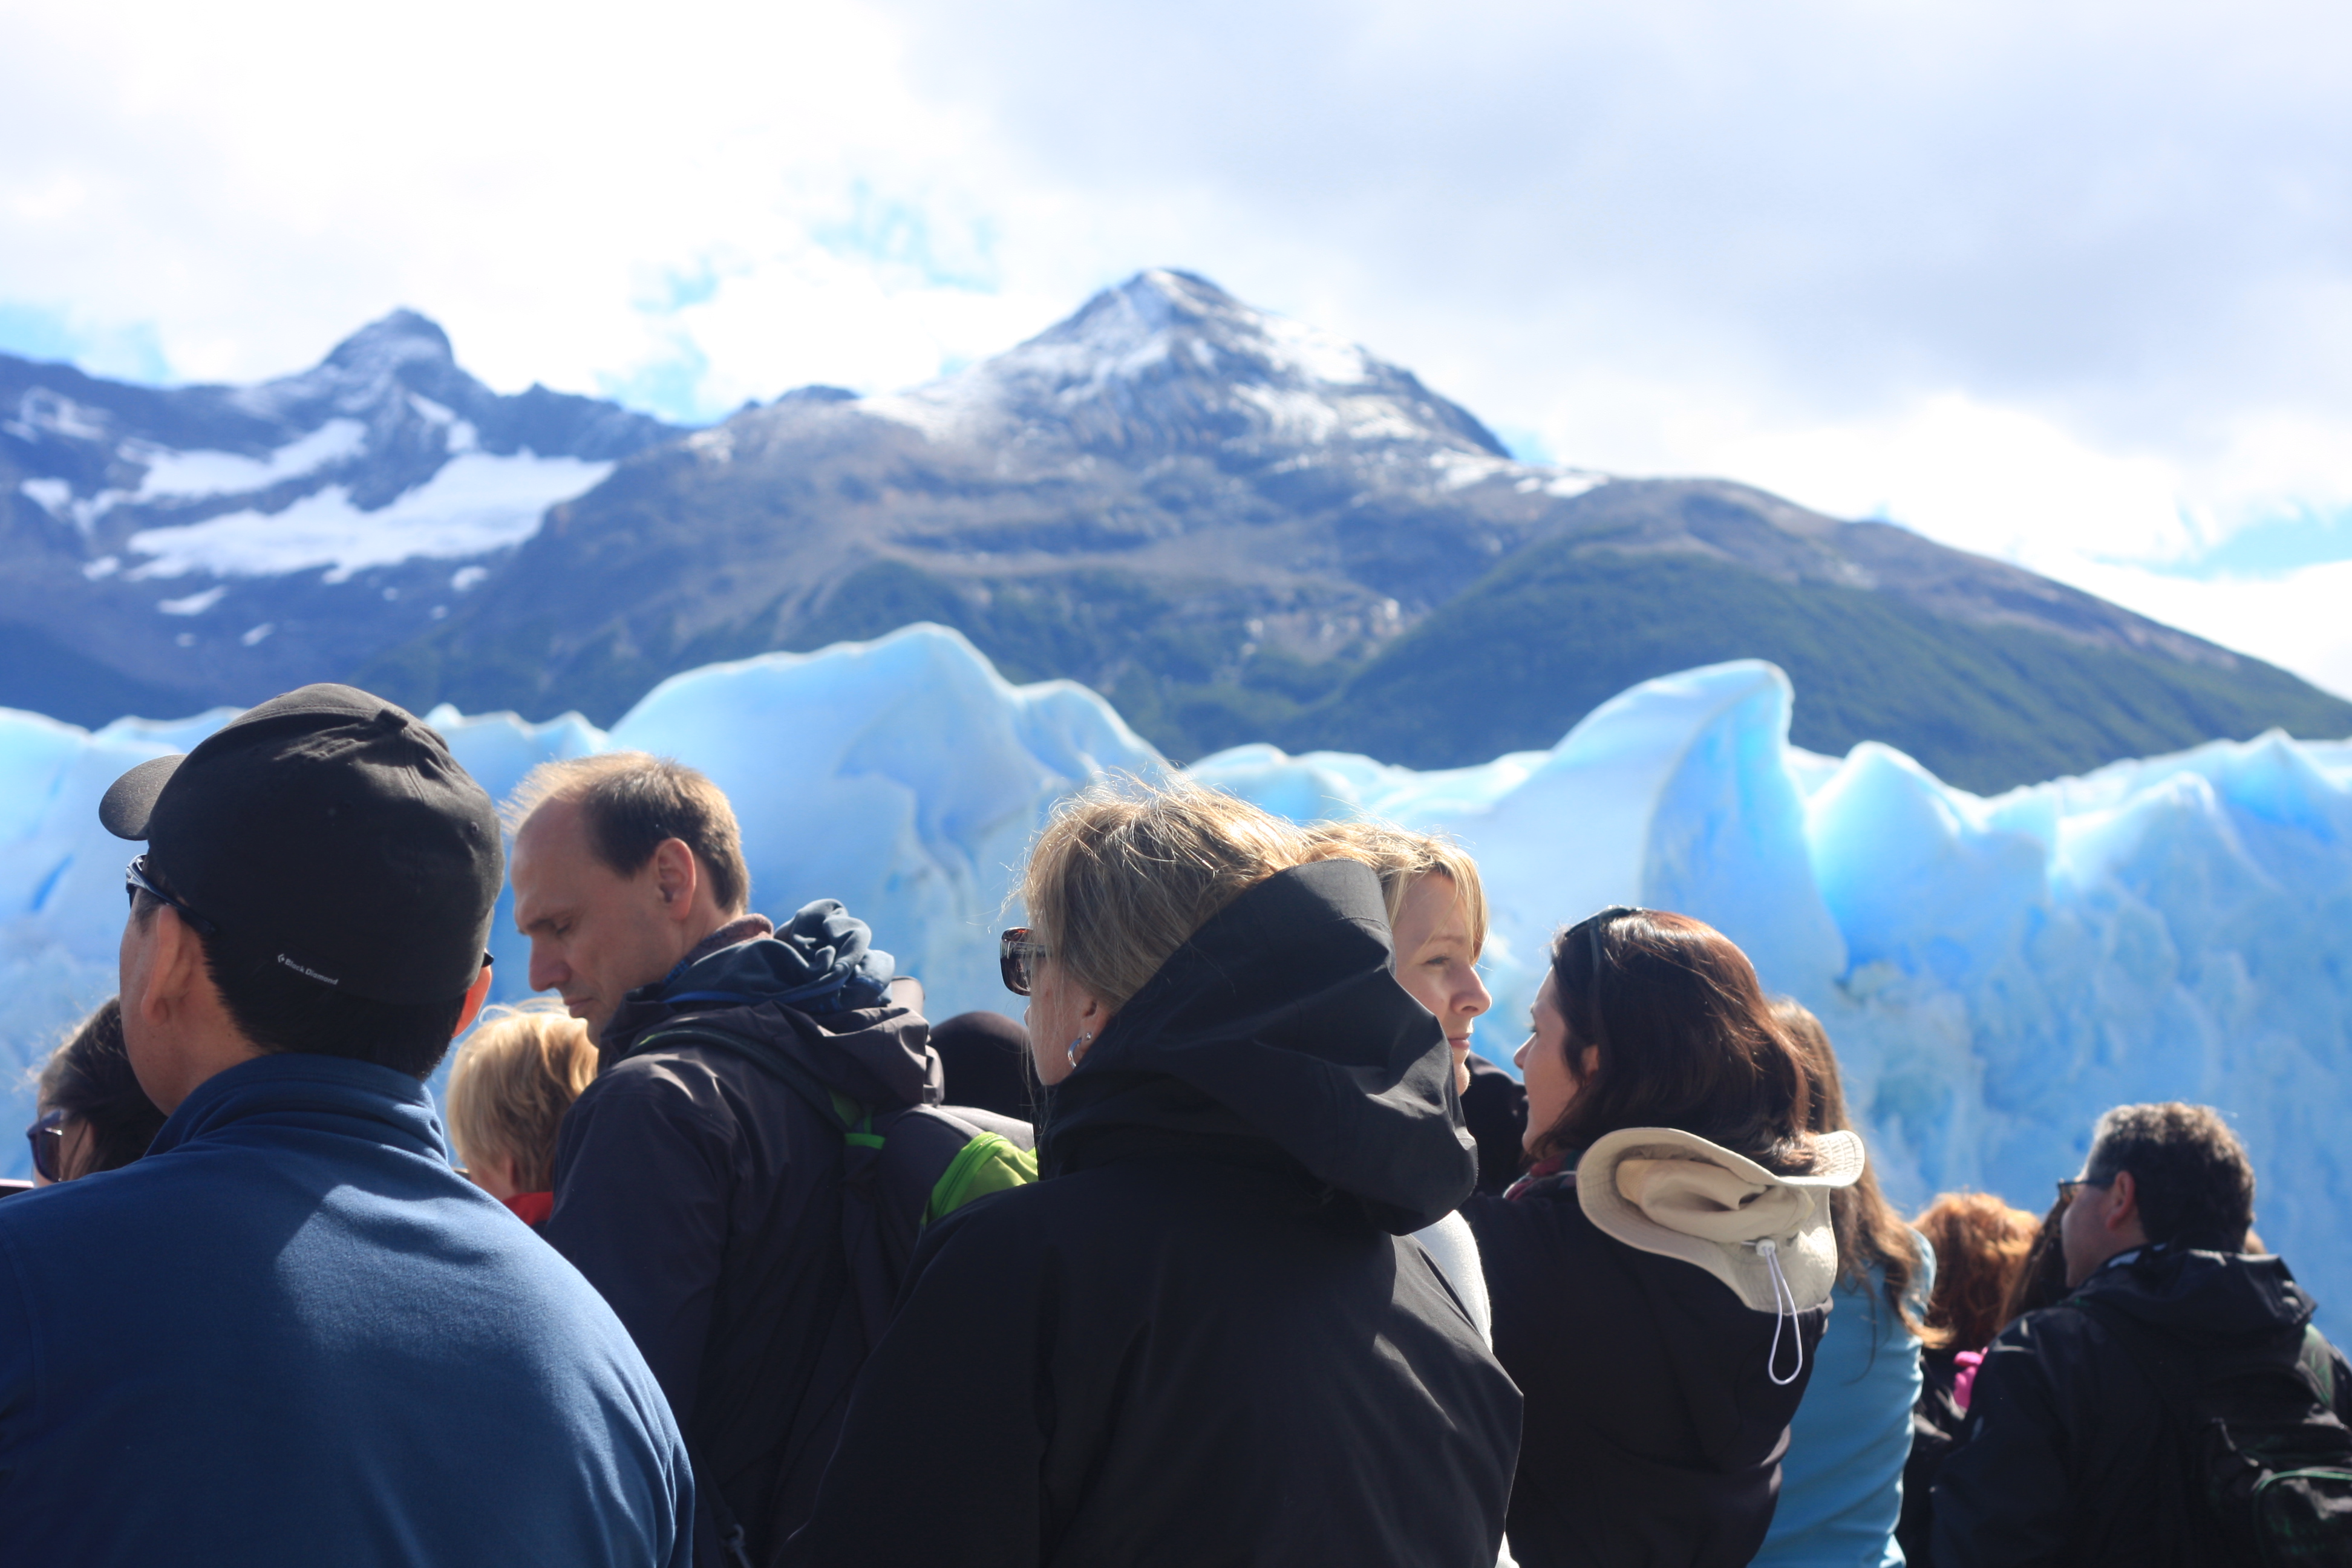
[
  {"x1": 1021, "y1": 774, "x2": 1318, "y2": 1011},
  {"x1": 1304, "y1": 820, "x2": 1489, "y2": 952},
  {"x1": 444, "y1": 1001, "x2": 598, "y2": 1191}
]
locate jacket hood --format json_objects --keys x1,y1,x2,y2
[
  {"x1": 1039, "y1": 857, "x2": 1474, "y2": 1234},
  {"x1": 603, "y1": 923, "x2": 940, "y2": 1111},
  {"x1": 1575, "y1": 1125, "x2": 1864, "y2": 1316},
  {"x1": 2079, "y1": 1243, "x2": 2316, "y2": 1339}
]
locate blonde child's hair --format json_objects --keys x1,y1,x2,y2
[
  {"x1": 444, "y1": 1001, "x2": 598, "y2": 1191},
  {"x1": 1302, "y1": 820, "x2": 1489, "y2": 952}
]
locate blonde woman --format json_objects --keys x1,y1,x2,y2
[
  {"x1": 783, "y1": 777, "x2": 1520, "y2": 1568},
  {"x1": 444, "y1": 1001, "x2": 598, "y2": 1228},
  {"x1": 1308, "y1": 821, "x2": 1498, "y2": 1343}
]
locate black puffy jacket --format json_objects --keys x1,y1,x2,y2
[
  {"x1": 545, "y1": 917, "x2": 945, "y2": 1567},
  {"x1": 780, "y1": 858, "x2": 1524, "y2": 1568},
  {"x1": 1932, "y1": 1244, "x2": 2352, "y2": 1567}
]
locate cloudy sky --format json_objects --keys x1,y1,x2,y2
[{"x1": 7, "y1": 0, "x2": 2352, "y2": 697}]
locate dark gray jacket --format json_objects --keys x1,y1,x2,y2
[
  {"x1": 545, "y1": 916, "x2": 941, "y2": 1568},
  {"x1": 780, "y1": 858, "x2": 1523, "y2": 1568}
]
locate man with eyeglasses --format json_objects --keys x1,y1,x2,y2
[
  {"x1": 1932, "y1": 1102, "x2": 2352, "y2": 1566},
  {"x1": 0, "y1": 685, "x2": 696, "y2": 1568}
]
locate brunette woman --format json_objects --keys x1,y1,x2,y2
[
  {"x1": 1466, "y1": 907, "x2": 1863, "y2": 1568},
  {"x1": 27, "y1": 999, "x2": 164, "y2": 1184},
  {"x1": 1753, "y1": 999, "x2": 1935, "y2": 1568},
  {"x1": 783, "y1": 778, "x2": 1521, "y2": 1568}
]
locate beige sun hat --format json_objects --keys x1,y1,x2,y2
[{"x1": 1576, "y1": 1125, "x2": 1866, "y2": 1382}]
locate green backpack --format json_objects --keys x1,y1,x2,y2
[
  {"x1": 2080, "y1": 1297, "x2": 2352, "y2": 1566},
  {"x1": 640, "y1": 1023, "x2": 1037, "y2": 1568},
  {"x1": 642, "y1": 1024, "x2": 1037, "y2": 1344}
]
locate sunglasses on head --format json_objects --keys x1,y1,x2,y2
[
  {"x1": 999, "y1": 929, "x2": 1046, "y2": 996},
  {"x1": 1570, "y1": 905, "x2": 1644, "y2": 979},
  {"x1": 125, "y1": 855, "x2": 221, "y2": 938},
  {"x1": 26, "y1": 1108, "x2": 67, "y2": 1183}
]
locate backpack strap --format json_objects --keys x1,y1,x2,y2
[{"x1": 2303, "y1": 1327, "x2": 2339, "y2": 1410}]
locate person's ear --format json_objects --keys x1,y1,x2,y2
[
  {"x1": 1575, "y1": 1045, "x2": 1600, "y2": 1084},
  {"x1": 2106, "y1": 1170, "x2": 2139, "y2": 1232},
  {"x1": 651, "y1": 839, "x2": 698, "y2": 917},
  {"x1": 134, "y1": 906, "x2": 203, "y2": 1031},
  {"x1": 451, "y1": 959, "x2": 494, "y2": 1040}
]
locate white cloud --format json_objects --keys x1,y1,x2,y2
[{"x1": 6, "y1": 0, "x2": 2352, "y2": 697}]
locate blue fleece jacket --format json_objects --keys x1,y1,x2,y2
[
  {"x1": 1751, "y1": 1244, "x2": 1933, "y2": 1568},
  {"x1": 0, "y1": 1051, "x2": 696, "y2": 1567}
]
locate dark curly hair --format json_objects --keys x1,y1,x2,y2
[{"x1": 2084, "y1": 1102, "x2": 2255, "y2": 1252}]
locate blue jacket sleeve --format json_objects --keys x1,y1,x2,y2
[{"x1": 0, "y1": 1225, "x2": 33, "y2": 1505}]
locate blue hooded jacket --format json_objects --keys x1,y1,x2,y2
[{"x1": 0, "y1": 1051, "x2": 696, "y2": 1567}]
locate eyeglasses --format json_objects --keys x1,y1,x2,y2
[
  {"x1": 27, "y1": 1109, "x2": 66, "y2": 1183},
  {"x1": 125, "y1": 855, "x2": 221, "y2": 937},
  {"x1": 2057, "y1": 1177, "x2": 2105, "y2": 1205},
  {"x1": 999, "y1": 929, "x2": 1046, "y2": 996}
]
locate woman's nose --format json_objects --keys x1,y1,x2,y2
[
  {"x1": 1513, "y1": 1033, "x2": 1532, "y2": 1070},
  {"x1": 1460, "y1": 972, "x2": 1491, "y2": 1018}
]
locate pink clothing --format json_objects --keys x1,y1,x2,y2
[{"x1": 1953, "y1": 1348, "x2": 1985, "y2": 1411}]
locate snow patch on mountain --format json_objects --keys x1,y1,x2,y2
[
  {"x1": 122, "y1": 449, "x2": 613, "y2": 581},
  {"x1": 17, "y1": 477, "x2": 71, "y2": 515},
  {"x1": 155, "y1": 586, "x2": 227, "y2": 616},
  {"x1": 127, "y1": 419, "x2": 369, "y2": 501}
]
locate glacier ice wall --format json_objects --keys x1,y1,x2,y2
[{"x1": 3, "y1": 627, "x2": 2347, "y2": 1325}]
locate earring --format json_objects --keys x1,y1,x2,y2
[{"x1": 1067, "y1": 1031, "x2": 1093, "y2": 1068}]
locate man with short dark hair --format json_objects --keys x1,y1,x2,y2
[
  {"x1": 509, "y1": 753, "x2": 953, "y2": 1567},
  {"x1": 1934, "y1": 1102, "x2": 2352, "y2": 1566},
  {"x1": 0, "y1": 685, "x2": 694, "y2": 1567}
]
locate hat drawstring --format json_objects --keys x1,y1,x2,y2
[{"x1": 1749, "y1": 1238, "x2": 1804, "y2": 1387}]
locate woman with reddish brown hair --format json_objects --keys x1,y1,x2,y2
[
  {"x1": 1467, "y1": 907, "x2": 1864, "y2": 1568},
  {"x1": 1895, "y1": 1192, "x2": 2042, "y2": 1564}
]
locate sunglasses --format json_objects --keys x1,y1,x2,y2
[
  {"x1": 27, "y1": 1108, "x2": 67, "y2": 1183},
  {"x1": 999, "y1": 929, "x2": 1047, "y2": 996},
  {"x1": 125, "y1": 855, "x2": 221, "y2": 938},
  {"x1": 1569, "y1": 904, "x2": 1644, "y2": 979},
  {"x1": 2057, "y1": 1177, "x2": 2105, "y2": 1206}
]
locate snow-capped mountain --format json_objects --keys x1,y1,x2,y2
[
  {"x1": 1, "y1": 311, "x2": 675, "y2": 724},
  {"x1": 371, "y1": 269, "x2": 2344, "y2": 786},
  {"x1": 4, "y1": 270, "x2": 2344, "y2": 789},
  {"x1": 867, "y1": 268, "x2": 1543, "y2": 475}
]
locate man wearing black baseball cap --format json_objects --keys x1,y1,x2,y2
[{"x1": 0, "y1": 685, "x2": 697, "y2": 1568}]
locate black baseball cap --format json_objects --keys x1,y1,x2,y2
[{"x1": 99, "y1": 684, "x2": 503, "y2": 1005}]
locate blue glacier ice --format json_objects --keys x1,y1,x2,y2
[{"x1": 2, "y1": 625, "x2": 2347, "y2": 1327}]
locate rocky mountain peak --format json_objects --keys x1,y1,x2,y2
[
  {"x1": 322, "y1": 309, "x2": 456, "y2": 376},
  {"x1": 863, "y1": 268, "x2": 1509, "y2": 462}
]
